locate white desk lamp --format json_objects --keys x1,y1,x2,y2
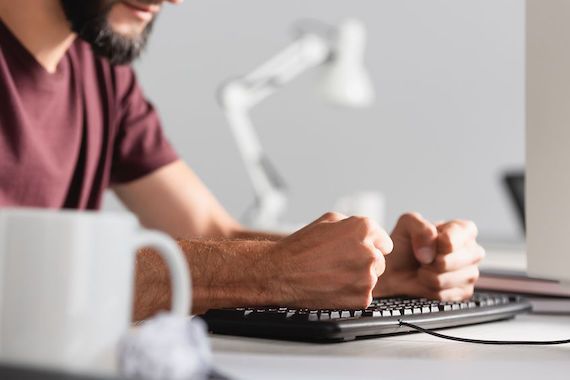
[{"x1": 218, "y1": 19, "x2": 375, "y2": 230}]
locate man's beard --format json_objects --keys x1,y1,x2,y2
[{"x1": 60, "y1": 0, "x2": 155, "y2": 65}]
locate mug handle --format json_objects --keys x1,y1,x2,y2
[{"x1": 133, "y1": 230, "x2": 191, "y2": 316}]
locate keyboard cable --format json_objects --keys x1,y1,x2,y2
[{"x1": 398, "y1": 320, "x2": 570, "y2": 345}]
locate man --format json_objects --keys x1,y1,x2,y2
[{"x1": 0, "y1": 0, "x2": 484, "y2": 320}]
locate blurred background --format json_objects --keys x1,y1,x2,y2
[{"x1": 103, "y1": 0, "x2": 525, "y2": 242}]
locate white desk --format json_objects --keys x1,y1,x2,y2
[
  {"x1": 210, "y1": 246, "x2": 570, "y2": 379},
  {"x1": 211, "y1": 313, "x2": 570, "y2": 379}
]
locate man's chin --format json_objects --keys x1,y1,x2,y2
[
  {"x1": 107, "y1": 1, "x2": 153, "y2": 38},
  {"x1": 107, "y1": 22, "x2": 149, "y2": 39}
]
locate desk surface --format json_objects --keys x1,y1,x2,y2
[
  {"x1": 211, "y1": 247, "x2": 570, "y2": 379},
  {"x1": 211, "y1": 313, "x2": 570, "y2": 379}
]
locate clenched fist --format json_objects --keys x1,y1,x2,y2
[
  {"x1": 269, "y1": 212, "x2": 393, "y2": 309},
  {"x1": 374, "y1": 212, "x2": 485, "y2": 300}
]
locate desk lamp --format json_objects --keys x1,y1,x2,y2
[{"x1": 218, "y1": 19, "x2": 375, "y2": 229}]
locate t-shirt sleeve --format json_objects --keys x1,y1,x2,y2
[{"x1": 110, "y1": 65, "x2": 178, "y2": 184}]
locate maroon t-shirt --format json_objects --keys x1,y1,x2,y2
[{"x1": 0, "y1": 21, "x2": 178, "y2": 209}]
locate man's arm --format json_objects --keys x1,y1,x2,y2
[
  {"x1": 133, "y1": 212, "x2": 392, "y2": 320},
  {"x1": 113, "y1": 163, "x2": 391, "y2": 319},
  {"x1": 113, "y1": 159, "x2": 280, "y2": 240},
  {"x1": 134, "y1": 238, "x2": 276, "y2": 319}
]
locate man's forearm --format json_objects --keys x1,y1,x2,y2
[{"x1": 133, "y1": 238, "x2": 279, "y2": 320}]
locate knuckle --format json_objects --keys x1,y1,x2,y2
[
  {"x1": 427, "y1": 271, "x2": 448, "y2": 289},
  {"x1": 361, "y1": 249, "x2": 377, "y2": 267},
  {"x1": 323, "y1": 211, "x2": 344, "y2": 221},
  {"x1": 349, "y1": 216, "x2": 376, "y2": 234},
  {"x1": 362, "y1": 217, "x2": 376, "y2": 232},
  {"x1": 348, "y1": 215, "x2": 365, "y2": 222},
  {"x1": 354, "y1": 268, "x2": 378, "y2": 288},
  {"x1": 438, "y1": 233, "x2": 453, "y2": 252},
  {"x1": 449, "y1": 219, "x2": 464, "y2": 227},
  {"x1": 434, "y1": 275, "x2": 447, "y2": 290},
  {"x1": 433, "y1": 255, "x2": 449, "y2": 271},
  {"x1": 419, "y1": 223, "x2": 436, "y2": 237},
  {"x1": 466, "y1": 220, "x2": 479, "y2": 237},
  {"x1": 353, "y1": 216, "x2": 370, "y2": 227},
  {"x1": 359, "y1": 247, "x2": 384, "y2": 272},
  {"x1": 348, "y1": 234, "x2": 364, "y2": 247},
  {"x1": 366, "y1": 273, "x2": 378, "y2": 289},
  {"x1": 399, "y1": 212, "x2": 422, "y2": 224}
]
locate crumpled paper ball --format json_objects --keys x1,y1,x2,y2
[{"x1": 118, "y1": 313, "x2": 213, "y2": 380}]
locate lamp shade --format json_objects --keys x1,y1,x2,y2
[{"x1": 319, "y1": 19, "x2": 375, "y2": 107}]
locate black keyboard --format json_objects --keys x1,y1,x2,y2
[{"x1": 202, "y1": 292, "x2": 531, "y2": 342}]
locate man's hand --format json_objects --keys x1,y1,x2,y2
[
  {"x1": 374, "y1": 213, "x2": 485, "y2": 301},
  {"x1": 268, "y1": 212, "x2": 393, "y2": 309}
]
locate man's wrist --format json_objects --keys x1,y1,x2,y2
[{"x1": 180, "y1": 239, "x2": 286, "y2": 312}]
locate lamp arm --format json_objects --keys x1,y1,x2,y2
[
  {"x1": 234, "y1": 33, "x2": 332, "y2": 107},
  {"x1": 219, "y1": 33, "x2": 332, "y2": 227}
]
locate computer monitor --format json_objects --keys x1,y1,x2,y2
[{"x1": 526, "y1": 0, "x2": 570, "y2": 284}]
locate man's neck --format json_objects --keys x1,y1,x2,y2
[{"x1": 0, "y1": 0, "x2": 76, "y2": 73}]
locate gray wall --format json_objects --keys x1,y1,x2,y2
[{"x1": 105, "y1": 0, "x2": 525, "y2": 240}]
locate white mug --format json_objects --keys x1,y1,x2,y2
[{"x1": 0, "y1": 208, "x2": 191, "y2": 376}]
